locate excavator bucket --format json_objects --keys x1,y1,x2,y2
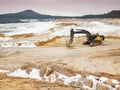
[
  {"x1": 66, "y1": 29, "x2": 74, "y2": 47},
  {"x1": 66, "y1": 39, "x2": 72, "y2": 47}
]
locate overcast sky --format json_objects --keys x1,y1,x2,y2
[{"x1": 0, "y1": 0, "x2": 120, "y2": 16}]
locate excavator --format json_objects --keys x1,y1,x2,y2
[{"x1": 66, "y1": 29, "x2": 105, "y2": 47}]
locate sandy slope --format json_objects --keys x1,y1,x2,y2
[
  {"x1": 0, "y1": 18, "x2": 120, "y2": 89},
  {"x1": 0, "y1": 37, "x2": 120, "y2": 89},
  {"x1": 0, "y1": 73, "x2": 75, "y2": 90},
  {"x1": 0, "y1": 37, "x2": 120, "y2": 75}
]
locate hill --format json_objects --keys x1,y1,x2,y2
[
  {"x1": 81, "y1": 10, "x2": 120, "y2": 18},
  {"x1": 0, "y1": 10, "x2": 53, "y2": 23},
  {"x1": 0, "y1": 10, "x2": 120, "y2": 23},
  {"x1": 0, "y1": 10, "x2": 70, "y2": 23}
]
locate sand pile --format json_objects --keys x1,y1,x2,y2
[
  {"x1": 0, "y1": 73, "x2": 74, "y2": 90},
  {"x1": 35, "y1": 36, "x2": 87, "y2": 47},
  {"x1": 106, "y1": 36, "x2": 120, "y2": 39},
  {"x1": 0, "y1": 63, "x2": 120, "y2": 90},
  {"x1": 35, "y1": 36, "x2": 66, "y2": 47},
  {"x1": 56, "y1": 22, "x2": 77, "y2": 27},
  {"x1": 10, "y1": 33, "x2": 34, "y2": 39},
  {"x1": 0, "y1": 33, "x2": 4, "y2": 37}
]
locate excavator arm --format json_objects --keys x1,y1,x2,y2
[{"x1": 69, "y1": 29, "x2": 92, "y2": 44}]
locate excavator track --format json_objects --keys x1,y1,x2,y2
[{"x1": 89, "y1": 41, "x2": 102, "y2": 47}]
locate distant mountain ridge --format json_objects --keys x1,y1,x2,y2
[
  {"x1": 81, "y1": 10, "x2": 120, "y2": 18},
  {"x1": 0, "y1": 10, "x2": 120, "y2": 23}
]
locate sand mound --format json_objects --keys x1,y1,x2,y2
[
  {"x1": 35, "y1": 36, "x2": 66, "y2": 47},
  {"x1": 56, "y1": 22, "x2": 77, "y2": 27},
  {"x1": 0, "y1": 73, "x2": 72, "y2": 90},
  {"x1": 1, "y1": 63, "x2": 120, "y2": 89},
  {"x1": 35, "y1": 36, "x2": 86, "y2": 47},
  {"x1": 18, "y1": 62, "x2": 80, "y2": 77},
  {"x1": 106, "y1": 36, "x2": 120, "y2": 39},
  {"x1": 7, "y1": 62, "x2": 120, "y2": 82},
  {"x1": 0, "y1": 33, "x2": 4, "y2": 37},
  {"x1": 10, "y1": 33, "x2": 34, "y2": 39}
]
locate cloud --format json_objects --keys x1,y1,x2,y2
[{"x1": 0, "y1": 0, "x2": 120, "y2": 16}]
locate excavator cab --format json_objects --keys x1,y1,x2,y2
[{"x1": 66, "y1": 29, "x2": 105, "y2": 47}]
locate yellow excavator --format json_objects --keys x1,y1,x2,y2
[{"x1": 66, "y1": 29, "x2": 105, "y2": 47}]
